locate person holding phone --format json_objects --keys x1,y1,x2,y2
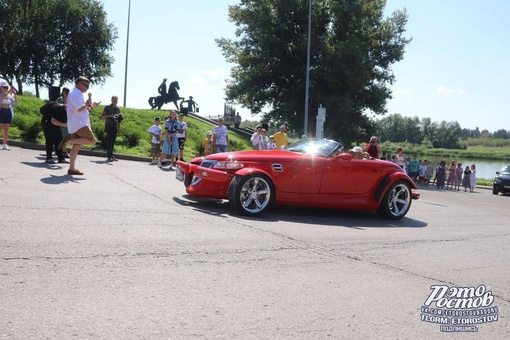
[
  {"x1": 62, "y1": 76, "x2": 98, "y2": 175},
  {"x1": 0, "y1": 81, "x2": 18, "y2": 150}
]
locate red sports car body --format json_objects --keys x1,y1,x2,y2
[{"x1": 176, "y1": 139, "x2": 419, "y2": 219}]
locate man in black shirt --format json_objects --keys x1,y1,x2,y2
[{"x1": 101, "y1": 96, "x2": 121, "y2": 162}]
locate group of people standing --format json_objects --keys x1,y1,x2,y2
[
  {"x1": 362, "y1": 137, "x2": 477, "y2": 192},
  {"x1": 40, "y1": 76, "x2": 121, "y2": 174},
  {"x1": 433, "y1": 160, "x2": 477, "y2": 192},
  {"x1": 250, "y1": 124, "x2": 288, "y2": 150}
]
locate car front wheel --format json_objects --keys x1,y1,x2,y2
[
  {"x1": 493, "y1": 188, "x2": 499, "y2": 195},
  {"x1": 377, "y1": 180, "x2": 412, "y2": 220},
  {"x1": 228, "y1": 174, "x2": 275, "y2": 216}
]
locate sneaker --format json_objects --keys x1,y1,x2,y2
[
  {"x1": 107, "y1": 157, "x2": 113, "y2": 162},
  {"x1": 2, "y1": 144, "x2": 10, "y2": 150},
  {"x1": 157, "y1": 162, "x2": 163, "y2": 168},
  {"x1": 67, "y1": 169, "x2": 84, "y2": 175},
  {"x1": 58, "y1": 159, "x2": 69, "y2": 164},
  {"x1": 170, "y1": 165, "x2": 176, "y2": 170},
  {"x1": 151, "y1": 159, "x2": 158, "y2": 165},
  {"x1": 112, "y1": 157, "x2": 118, "y2": 161},
  {"x1": 46, "y1": 159, "x2": 56, "y2": 164}
]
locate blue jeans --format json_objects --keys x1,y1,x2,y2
[{"x1": 215, "y1": 144, "x2": 227, "y2": 153}]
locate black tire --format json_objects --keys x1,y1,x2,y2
[
  {"x1": 493, "y1": 189, "x2": 499, "y2": 195},
  {"x1": 377, "y1": 180, "x2": 412, "y2": 220},
  {"x1": 228, "y1": 174, "x2": 275, "y2": 216},
  {"x1": 184, "y1": 172, "x2": 194, "y2": 188}
]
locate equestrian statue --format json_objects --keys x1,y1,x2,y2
[{"x1": 148, "y1": 79, "x2": 184, "y2": 110}]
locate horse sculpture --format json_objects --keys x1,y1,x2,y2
[{"x1": 148, "y1": 81, "x2": 184, "y2": 110}]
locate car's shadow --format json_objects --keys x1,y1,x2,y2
[{"x1": 173, "y1": 196, "x2": 426, "y2": 229}]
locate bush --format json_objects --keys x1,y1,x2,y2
[{"x1": 13, "y1": 114, "x2": 41, "y2": 141}]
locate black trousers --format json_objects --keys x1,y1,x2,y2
[
  {"x1": 42, "y1": 120, "x2": 64, "y2": 161},
  {"x1": 105, "y1": 127, "x2": 118, "y2": 158}
]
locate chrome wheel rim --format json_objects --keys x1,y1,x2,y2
[
  {"x1": 240, "y1": 177, "x2": 271, "y2": 214},
  {"x1": 388, "y1": 183, "x2": 410, "y2": 217}
]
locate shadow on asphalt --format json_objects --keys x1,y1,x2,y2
[
  {"x1": 173, "y1": 195, "x2": 427, "y2": 229},
  {"x1": 21, "y1": 161, "x2": 66, "y2": 170},
  {"x1": 40, "y1": 174, "x2": 87, "y2": 185}
]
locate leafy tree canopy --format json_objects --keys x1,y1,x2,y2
[
  {"x1": 0, "y1": 0, "x2": 117, "y2": 96},
  {"x1": 216, "y1": 0, "x2": 411, "y2": 145}
]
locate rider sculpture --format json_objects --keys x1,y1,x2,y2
[{"x1": 148, "y1": 79, "x2": 183, "y2": 110}]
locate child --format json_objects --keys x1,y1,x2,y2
[
  {"x1": 147, "y1": 117, "x2": 161, "y2": 164},
  {"x1": 267, "y1": 135, "x2": 277, "y2": 150},
  {"x1": 202, "y1": 131, "x2": 213, "y2": 156}
]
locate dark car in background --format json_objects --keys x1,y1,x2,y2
[{"x1": 493, "y1": 165, "x2": 510, "y2": 195}]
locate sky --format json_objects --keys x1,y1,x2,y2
[{"x1": 82, "y1": 0, "x2": 509, "y2": 132}]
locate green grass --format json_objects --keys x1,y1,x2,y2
[{"x1": 10, "y1": 94, "x2": 252, "y2": 159}]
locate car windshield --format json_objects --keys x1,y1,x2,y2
[
  {"x1": 283, "y1": 138, "x2": 341, "y2": 158},
  {"x1": 500, "y1": 165, "x2": 510, "y2": 174}
]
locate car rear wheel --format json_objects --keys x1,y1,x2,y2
[
  {"x1": 228, "y1": 174, "x2": 275, "y2": 216},
  {"x1": 377, "y1": 180, "x2": 412, "y2": 220}
]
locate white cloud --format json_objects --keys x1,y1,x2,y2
[
  {"x1": 190, "y1": 68, "x2": 227, "y2": 95},
  {"x1": 436, "y1": 86, "x2": 467, "y2": 95}
]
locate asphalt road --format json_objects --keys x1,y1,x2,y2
[{"x1": 1, "y1": 146, "x2": 508, "y2": 339}]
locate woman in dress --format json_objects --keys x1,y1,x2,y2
[
  {"x1": 469, "y1": 164, "x2": 476, "y2": 192},
  {"x1": 455, "y1": 162, "x2": 463, "y2": 191},
  {"x1": 463, "y1": 166, "x2": 472, "y2": 192},
  {"x1": 446, "y1": 160, "x2": 457, "y2": 190},
  {"x1": 395, "y1": 147, "x2": 406, "y2": 169},
  {"x1": 436, "y1": 161, "x2": 447, "y2": 189}
]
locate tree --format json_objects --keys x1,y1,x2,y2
[
  {"x1": 216, "y1": 0, "x2": 410, "y2": 144},
  {"x1": 0, "y1": 0, "x2": 117, "y2": 95}
]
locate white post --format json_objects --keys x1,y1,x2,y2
[{"x1": 316, "y1": 104, "x2": 326, "y2": 139}]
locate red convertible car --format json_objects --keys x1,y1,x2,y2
[{"x1": 176, "y1": 138, "x2": 419, "y2": 219}]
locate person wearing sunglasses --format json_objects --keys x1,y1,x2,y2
[
  {"x1": 0, "y1": 80, "x2": 18, "y2": 150},
  {"x1": 61, "y1": 76, "x2": 99, "y2": 175}
]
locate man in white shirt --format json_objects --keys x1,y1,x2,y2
[{"x1": 61, "y1": 76, "x2": 99, "y2": 175}]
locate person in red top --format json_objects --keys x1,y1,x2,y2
[{"x1": 364, "y1": 136, "x2": 381, "y2": 159}]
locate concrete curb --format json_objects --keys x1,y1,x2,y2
[{"x1": 6, "y1": 140, "x2": 152, "y2": 163}]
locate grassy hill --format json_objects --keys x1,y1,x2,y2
[{"x1": 10, "y1": 94, "x2": 252, "y2": 159}]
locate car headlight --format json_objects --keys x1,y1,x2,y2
[
  {"x1": 213, "y1": 160, "x2": 244, "y2": 170},
  {"x1": 494, "y1": 178, "x2": 502, "y2": 184}
]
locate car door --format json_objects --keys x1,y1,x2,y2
[
  {"x1": 320, "y1": 156, "x2": 384, "y2": 196},
  {"x1": 269, "y1": 154, "x2": 327, "y2": 194}
]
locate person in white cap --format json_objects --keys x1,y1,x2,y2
[
  {"x1": 349, "y1": 146, "x2": 370, "y2": 160},
  {"x1": 0, "y1": 80, "x2": 18, "y2": 150},
  {"x1": 273, "y1": 124, "x2": 288, "y2": 149}
]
